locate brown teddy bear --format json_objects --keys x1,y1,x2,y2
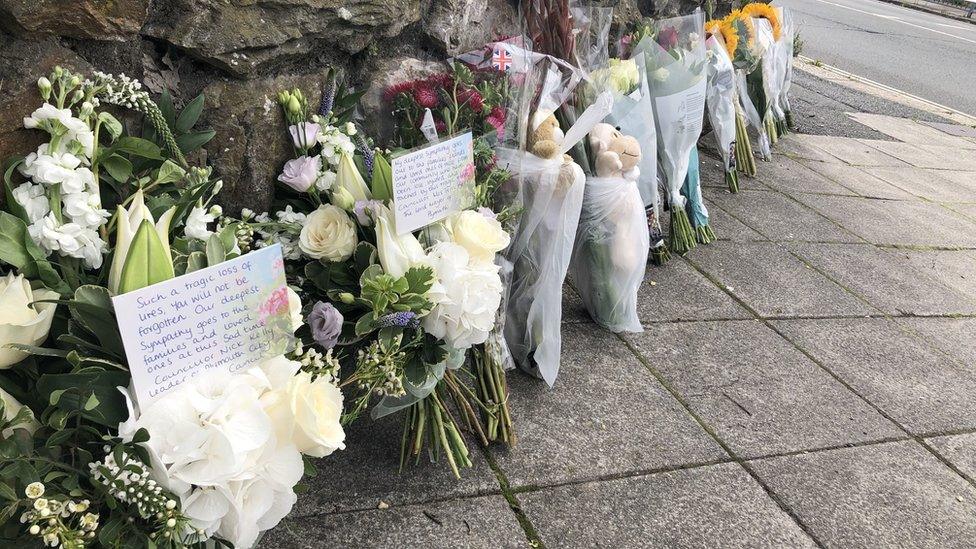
[
  {"x1": 588, "y1": 123, "x2": 642, "y2": 181},
  {"x1": 527, "y1": 111, "x2": 580, "y2": 192}
]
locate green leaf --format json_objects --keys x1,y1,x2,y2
[
  {"x1": 37, "y1": 370, "x2": 130, "y2": 427},
  {"x1": 403, "y1": 266, "x2": 434, "y2": 295},
  {"x1": 0, "y1": 483, "x2": 16, "y2": 502},
  {"x1": 83, "y1": 393, "x2": 100, "y2": 411},
  {"x1": 205, "y1": 233, "x2": 225, "y2": 266},
  {"x1": 98, "y1": 112, "x2": 123, "y2": 142},
  {"x1": 2, "y1": 157, "x2": 29, "y2": 223},
  {"x1": 175, "y1": 94, "x2": 206, "y2": 133},
  {"x1": 49, "y1": 389, "x2": 68, "y2": 405},
  {"x1": 0, "y1": 212, "x2": 69, "y2": 294},
  {"x1": 113, "y1": 136, "x2": 164, "y2": 160},
  {"x1": 158, "y1": 91, "x2": 177, "y2": 127},
  {"x1": 102, "y1": 154, "x2": 133, "y2": 183},
  {"x1": 175, "y1": 130, "x2": 216, "y2": 154},
  {"x1": 186, "y1": 251, "x2": 207, "y2": 273},
  {"x1": 119, "y1": 220, "x2": 176, "y2": 294},
  {"x1": 155, "y1": 159, "x2": 186, "y2": 186},
  {"x1": 70, "y1": 285, "x2": 124, "y2": 353},
  {"x1": 355, "y1": 313, "x2": 376, "y2": 336}
]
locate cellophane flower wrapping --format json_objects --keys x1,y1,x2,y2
[
  {"x1": 496, "y1": 43, "x2": 611, "y2": 385},
  {"x1": 705, "y1": 34, "x2": 739, "y2": 178},
  {"x1": 777, "y1": 7, "x2": 797, "y2": 127},
  {"x1": 632, "y1": 10, "x2": 708, "y2": 253},
  {"x1": 741, "y1": 16, "x2": 774, "y2": 158}
]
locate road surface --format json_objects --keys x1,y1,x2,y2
[{"x1": 778, "y1": 0, "x2": 976, "y2": 115}]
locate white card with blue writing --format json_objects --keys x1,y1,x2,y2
[
  {"x1": 391, "y1": 132, "x2": 476, "y2": 234},
  {"x1": 112, "y1": 244, "x2": 294, "y2": 407}
]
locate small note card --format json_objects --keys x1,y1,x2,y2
[
  {"x1": 112, "y1": 244, "x2": 294, "y2": 407},
  {"x1": 392, "y1": 132, "x2": 476, "y2": 234}
]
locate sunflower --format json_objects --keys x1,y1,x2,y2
[
  {"x1": 742, "y1": 2, "x2": 782, "y2": 41},
  {"x1": 705, "y1": 18, "x2": 739, "y2": 59},
  {"x1": 723, "y1": 9, "x2": 756, "y2": 51}
]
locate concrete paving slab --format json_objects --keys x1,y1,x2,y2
[
  {"x1": 689, "y1": 241, "x2": 875, "y2": 317},
  {"x1": 919, "y1": 144, "x2": 976, "y2": 172},
  {"x1": 849, "y1": 113, "x2": 976, "y2": 150},
  {"x1": 926, "y1": 433, "x2": 976, "y2": 482},
  {"x1": 518, "y1": 463, "x2": 816, "y2": 549},
  {"x1": 794, "y1": 194, "x2": 976, "y2": 248},
  {"x1": 751, "y1": 441, "x2": 976, "y2": 549},
  {"x1": 895, "y1": 249, "x2": 976, "y2": 298},
  {"x1": 639, "y1": 259, "x2": 752, "y2": 323},
  {"x1": 261, "y1": 495, "x2": 526, "y2": 549},
  {"x1": 859, "y1": 139, "x2": 950, "y2": 169},
  {"x1": 625, "y1": 321, "x2": 901, "y2": 458},
  {"x1": 492, "y1": 323, "x2": 727, "y2": 489},
  {"x1": 773, "y1": 318, "x2": 976, "y2": 434},
  {"x1": 754, "y1": 155, "x2": 857, "y2": 196},
  {"x1": 896, "y1": 317, "x2": 976, "y2": 367},
  {"x1": 803, "y1": 162, "x2": 916, "y2": 200},
  {"x1": 561, "y1": 282, "x2": 591, "y2": 325},
  {"x1": 790, "y1": 242, "x2": 976, "y2": 316},
  {"x1": 707, "y1": 190, "x2": 863, "y2": 244},
  {"x1": 702, "y1": 198, "x2": 767, "y2": 242},
  {"x1": 798, "y1": 135, "x2": 910, "y2": 167},
  {"x1": 864, "y1": 166, "x2": 976, "y2": 203},
  {"x1": 776, "y1": 135, "x2": 845, "y2": 164},
  {"x1": 290, "y1": 411, "x2": 501, "y2": 517}
]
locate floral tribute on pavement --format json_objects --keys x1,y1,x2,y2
[{"x1": 0, "y1": 2, "x2": 794, "y2": 547}]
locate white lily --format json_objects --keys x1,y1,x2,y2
[
  {"x1": 108, "y1": 189, "x2": 177, "y2": 294},
  {"x1": 373, "y1": 205, "x2": 427, "y2": 278},
  {"x1": 330, "y1": 152, "x2": 371, "y2": 211}
]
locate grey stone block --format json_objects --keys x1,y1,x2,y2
[
  {"x1": 639, "y1": 259, "x2": 752, "y2": 322},
  {"x1": 491, "y1": 323, "x2": 727, "y2": 488},
  {"x1": 790, "y1": 242, "x2": 976, "y2": 316},
  {"x1": 518, "y1": 463, "x2": 816, "y2": 548},
  {"x1": 926, "y1": 433, "x2": 976, "y2": 482},
  {"x1": 802, "y1": 161, "x2": 915, "y2": 200},
  {"x1": 290, "y1": 412, "x2": 501, "y2": 517},
  {"x1": 706, "y1": 190, "x2": 863, "y2": 244},
  {"x1": 625, "y1": 321, "x2": 901, "y2": 458},
  {"x1": 774, "y1": 318, "x2": 976, "y2": 434},
  {"x1": 751, "y1": 441, "x2": 976, "y2": 549},
  {"x1": 261, "y1": 495, "x2": 526, "y2": 548},
  {"x1": 689, "y1": 241, "x2": 875, "y2": 317},
  {"x1": 794, "y1": 194, "x2": 976, "y2": 248}
]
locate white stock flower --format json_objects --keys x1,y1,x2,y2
[
  {"x1": 0, "y1": 273, "x2": 59, "y2": 369},
  {"x1": 23, "y1": 103, "x2": 73, "y2": 131},
  {"x1": 315, "y1": 169, "x2": 337, "y2": 192},
  {"x1": 21, "y1": 148, "x2": 94, "y2": 193},
  {"x1": 299, "y1": 204, "x2": 358, "y2": 262},
  {"x1": 62, "y1": 192, "x2": 110, "y2": 228},
  {"x1": 261, "y1": 371, "x2": 345, "y2": 458},
  {"x1": 446, "y1": 210, "x2": 510, "y2": 264},
  {"x1": 29, "y1": 214, "x2": 107, "y2": 269},
  {"x1": 317, "y1": 126, "x2": 356, "y2": 167},
  {"x1": 11, "y1": 182, "x2": 50, "y2": 223},
  {"x1": 185, "y1": 205, "x2": 216, "y2": 241},
  {"x1": 423, "y1": 242, "x2": 503, "y2": 350}
]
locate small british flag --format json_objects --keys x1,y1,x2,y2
[{"x1": 491, "y1": 44, "x2": 513, "y2": 72}]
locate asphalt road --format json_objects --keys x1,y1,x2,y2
[{"x1": 778, "y1": 0, "x2": 976, "y2": 115}]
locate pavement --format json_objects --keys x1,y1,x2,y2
[
  {"x1": 258, "y1": 67, "x2": 976, "y2": 548},
  {"x1": 778, "y1": 0, "x2": 976, "y2": 115}
]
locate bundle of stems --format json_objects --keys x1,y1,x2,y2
[
  {"x1": 669, "y1": 207, "x2": 697, "y2": 255},
  {"x1": 473, "y1": 343, "x2": 515, "y2": 445},
  {"x1": 734, "y1": 105, "x2": 756, "y2": 177},
  {"x1": 400, "y1": 371, "x2": 487, "y2": 479}
]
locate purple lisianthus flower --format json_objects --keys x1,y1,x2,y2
[
  {"x1": 278, "y1": 155, "x2": 321, "y2": 193},
  {"x1": 308, "y1": 301, "x2": 344, "y2": 349},
  {"x1": 289, "y1": 122, "x2": 321, "y2": 150},
  {"x1": 353, "y1": 199, "x2": 383, "y2": 226}
]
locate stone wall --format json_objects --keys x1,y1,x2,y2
[{"x1": 0, "y1": 0, "x2": 729, "y2": 213}]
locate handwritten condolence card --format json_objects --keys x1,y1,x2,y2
[
  {"x1": 112, "y1": 244, "x2": 295, "y2": 407},
  {"x1": 391, "y1": 131, "x2": 476, "y2": 234}
]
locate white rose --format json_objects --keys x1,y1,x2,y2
[
  {"x1": 286, "y1": 287, "x2": 303, "y2": 333},
  {"x1": 423, "y1": 242, "x2": 503, "y2": 350},
  {"x1": 0, "y1": 386, "x2": 40, "y2": 437},
  {"x1": 447, "y1": 209, "x2": 510, "y2": 264},
  {"x1": 0, "y1": 273, "x2": 59, "y2": 369},
  {"x1": 261, "y1": 371, "x2": 345, "y2": 458},
  {"x1": 299, "y1": 204, "x2": 358, "y2": 262}
]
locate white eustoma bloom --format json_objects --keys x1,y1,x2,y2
[
  {"x1": 11, "y1": 182, "x2": 51, "y2": 223},
  {"x1": 423, "y1": 242, "x2": 503, "y2": 350},
  {"x1": 185, "y1": 206, "x2": 216, "y2": 241}
]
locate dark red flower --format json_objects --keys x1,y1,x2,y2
[
  {"x1": 656, "y1": 27, "x2": 679, "y2": 50},
  {"x1": 383, "y1": 81, "x2": 415, "y2": 103},
  {"x1": 457, "y1": 88, "x2": 484, "y2": 113},
  {"x1": 434, "y1": 120, "x2": 447, "y2": 134},
  {"x1": 412, "y1": 84, "x2": 440, "y2": 109}
]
